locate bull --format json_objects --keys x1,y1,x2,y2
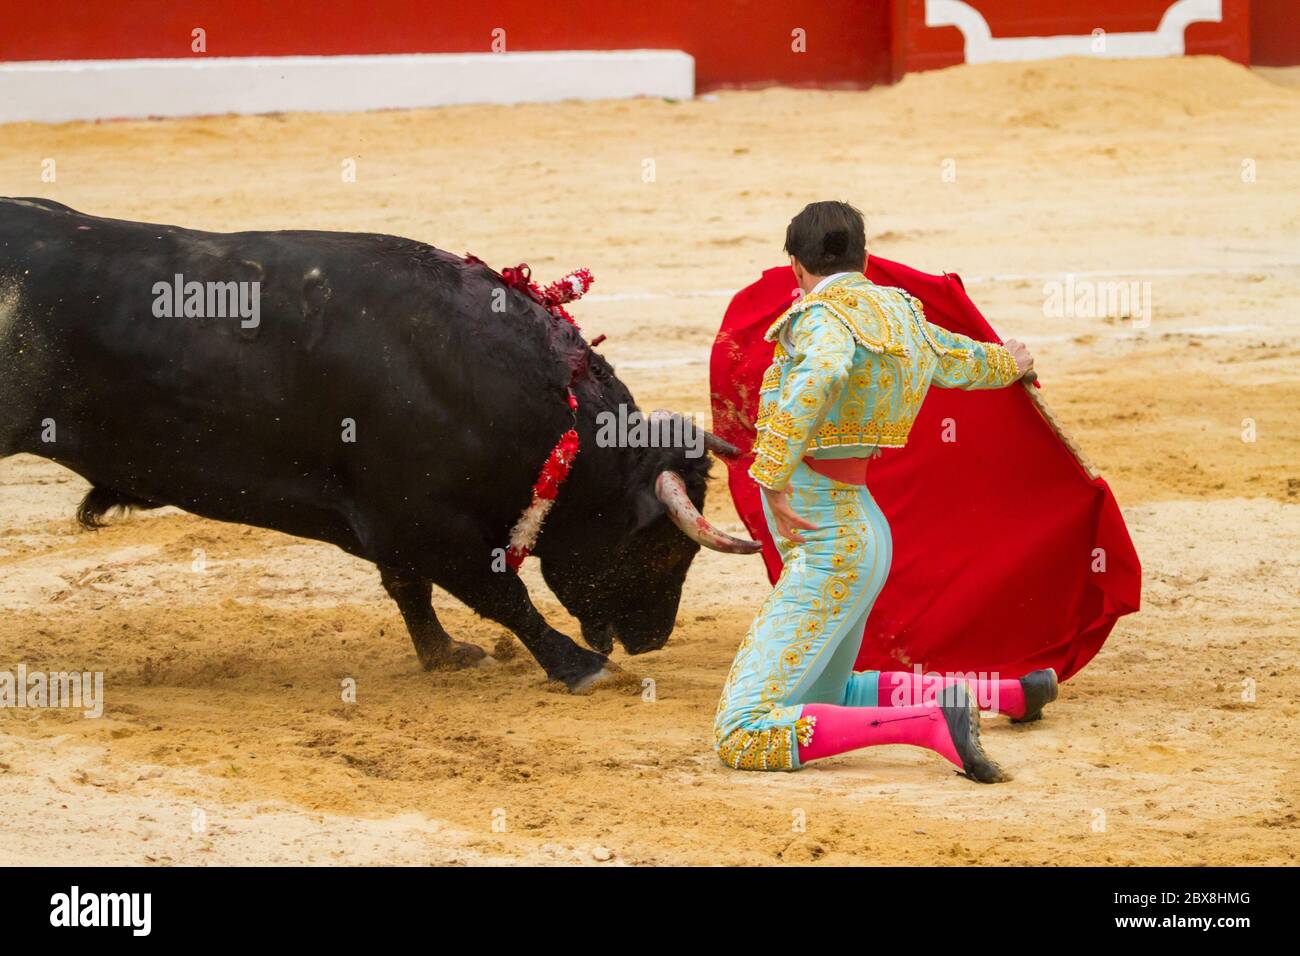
[{"x1": 0, "y1": 198, "x2": 759, "y2": 691}]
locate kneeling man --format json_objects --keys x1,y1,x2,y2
[{"x1": 714, "y1": 201, "x2": 1056, "y2": 781}]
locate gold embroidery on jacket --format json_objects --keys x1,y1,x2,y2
[
  {"x1": 747, "y1": 275, "x2": 1019, "y2": 489},
  {"x1": 765, "y1": 284, "x2": 911, "y2": 357}
]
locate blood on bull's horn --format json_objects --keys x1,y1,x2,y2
[
  {"x1": 655, "y1": 471, "x2": 762, "y2": 554},
  {"x1": 649, "y1": 409, "x2": 741, "y2": 459}
]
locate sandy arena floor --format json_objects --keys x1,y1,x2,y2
[{"x1": 1, "y1": 56, "x2": 1298, "y2": 865}]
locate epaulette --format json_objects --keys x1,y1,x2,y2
[{"x1": 764, "y1": 281, "x2": 911, "y2": 356}]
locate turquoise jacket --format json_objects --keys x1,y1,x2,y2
[{"x1": 749, "y1": 273, "x2": 1021, "y2": 491}]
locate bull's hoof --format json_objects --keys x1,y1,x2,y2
[
  {"x1": 420, "y1": 640, "x2": 490, "y2": 672},
  {"x1": 547, "y1": 646, "x2": 613, "y2": 693},
  {"x1": 569, "y1": 665, "x2": 620, "y2": 694},
  {"x1": 553, "y1": 649, "x2": 637, "y2": 694},
  {"x1": 566, "y1": 662, "x2": 644, "y2": 695}
]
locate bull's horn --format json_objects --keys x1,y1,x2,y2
[
  {"x1": 649, "y1": 409, "x2": 742, "y2": 459},
  {"x1": 702, "y1": 431, "x2": 742, "y2": 459},
  {"x1": 655, "y1": 471, "x2": 762, "y2": 554}
]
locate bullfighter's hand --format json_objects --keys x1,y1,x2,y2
[
  {"x1": 762, "y1": 486, "x2": 819, "y2": 544},
  {"x1": 1005, "y1": 338, "x2": 1034, "y2": 377}
]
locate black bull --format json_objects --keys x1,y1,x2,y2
[{"x1": 0, "y1": 198, "x2": 758, "y2": 692}]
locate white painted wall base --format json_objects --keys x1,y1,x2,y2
[{"x1": 0, "y1": 50, "x2": 696, "y2": 124}]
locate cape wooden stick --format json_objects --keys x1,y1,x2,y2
[{"x1": 1020, "y1": 371, "x2": 1099, "y2": 481}]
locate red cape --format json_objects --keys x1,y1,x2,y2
[{"x1": 709, "y1": 259, "x2": 1141, "y2": 681}]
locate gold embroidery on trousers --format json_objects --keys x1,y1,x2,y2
[{"x1": 716, "y1": 716, "x2": 818, "y2": 771}]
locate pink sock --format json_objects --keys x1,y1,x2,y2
[
  {"x1": 877, "y1": 671, "x2": 1025, "y2": 718},
  {"x1": 797, "y1": 703, "x2": 962, "y2": 769}
]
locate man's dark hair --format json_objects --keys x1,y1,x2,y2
[{"x1": 784, "y1": 201, "x2": 866, "y2": 276}]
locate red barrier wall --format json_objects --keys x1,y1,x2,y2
[
  {"x1": 0, "y1": 1, "x2": 1274, "y2": 90},
  {"x1": 1251, "y1": 0, "x2": 1300, "y2": 65},
  {"x1": 0, "y1": 0, "x2": 894, "y2": 90}
]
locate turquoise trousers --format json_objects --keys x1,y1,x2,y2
[{"x1": 714, "y1": 460, "x2": 893, "y2": 770}]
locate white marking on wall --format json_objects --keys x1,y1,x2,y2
[
  {"x1": 924, "y1": 0, "x2": 1222, "y2": 63},
  {"x1": 0, "y1": 50, "x2": 695, "y2": 124}
]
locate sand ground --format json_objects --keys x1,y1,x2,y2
[{"x1": 0, "y1": 56, "x2": 1297, "y2": 865}]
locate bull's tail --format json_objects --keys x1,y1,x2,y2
[{"x1": 76, "y1": 486, "x2": 161, "y2": 529}]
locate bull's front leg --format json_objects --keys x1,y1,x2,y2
[
  {"x1": 380, "y1": 570, "x2": 489, "y2": 670},
  {"x1": 432, "y1": 561, "x2": 615, "y2": 692}
]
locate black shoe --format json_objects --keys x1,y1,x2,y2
[
  {"x1": 1010, "y1": 668, "x2": 1059, "y2": 724},
  {"x1": 940, "y1": 683, "x2": 1010, "y2": 783}
]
